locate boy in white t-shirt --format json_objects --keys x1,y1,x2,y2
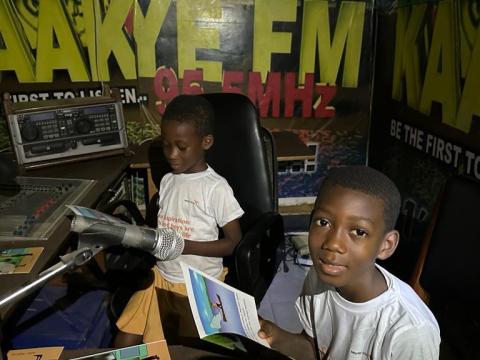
[
  {"x1": 114, "y1": 95, "x2": 244, "y2": 347},
  {"x1": 258, "y1": 166, "x2": 440, "y2": 359}
]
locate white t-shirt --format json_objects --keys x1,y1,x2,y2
[
  {"x1": 156, "y1": 166, "x2": 244, "y2": 283},
  {"x1": 296, "y1": 265, "x2": 440, "y2": 360}
]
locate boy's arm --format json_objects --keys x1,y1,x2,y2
[
  {"x1": 258, "y1": 319, "x2": 317, "y2": 360},
  {"x1": 182, "y1": 218, "x2": 242, "y2": 257}
]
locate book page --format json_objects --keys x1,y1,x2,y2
[
  {"x1": 66, "y1": 205, "x2": 128, "y2": 225},
  {"x1": 181, "y1": 262, "x2": 269, "y2": 348},
  {"x1": 7, "y1": 346, "x2": 63, "y2": 360}
]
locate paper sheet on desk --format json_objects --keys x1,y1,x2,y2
[
  {"x1": 0, "y1": 247, "x2": 44, "y2": 274},
  {"x1": 7, "y1": 346, "x2": 63, "y2": 360}
]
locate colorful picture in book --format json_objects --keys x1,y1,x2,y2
[
  {"x1": 0, "y1": 247, "x2": 43, "y2": 274},
  {"x1": 188, "y1": 268, "x2": 244, "y2": 336}
]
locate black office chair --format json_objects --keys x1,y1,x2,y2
[
  {"x1": 409, "y1": 175, "x2": 480, "y2": 360},
  {"x1": 102, "y1": 93, "x2": 284, "y2": 308}
]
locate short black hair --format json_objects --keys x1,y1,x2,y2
[
  {"x1": 162, "y1": 95, "x2": 214, "y2": 137},
  {"x1": 317, "y1": 166, "x2": 401, "y2": 231}
]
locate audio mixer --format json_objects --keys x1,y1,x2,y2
[{"x1": 0, "y1": 177, "x2": 95, "y2": 241}]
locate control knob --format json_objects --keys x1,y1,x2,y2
[
  {"x1": 74, "y1": 118, "x2": 93, "y2": 134},
  {"x1": 20, "y1": 123, "x2": 39, "y2": 142}
]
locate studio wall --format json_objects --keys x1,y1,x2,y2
[
  {"x1": 0, "y1": 0, "x2": 375, "y2": 205},
  {"x1": 371, "y1": 0, "x2": 480, "y2": 278}
]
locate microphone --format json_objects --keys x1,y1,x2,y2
[{"x1": 70, "y1": 217, "x2": 184, "y2": 261}]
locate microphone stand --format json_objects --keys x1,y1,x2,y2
[
  {"x1": 0, "y1": 233, "x2": 106, "y2": 359},
  {"x1": 0, "y1": 247, "x2": 101, "y2": 310}
]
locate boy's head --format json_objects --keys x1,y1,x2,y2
[
  {"x1": 318, "y1": 166, "x2": 401, "y2": 231},
  {"x1": 309, "y1": 166, "x2": 401, "y2": 299},
  {"x1": 160, "y1": 95, "x2": 215, "y2": 174},
  {"x1": 162, "y1": 95, "x2": 215, "y2": 137}
]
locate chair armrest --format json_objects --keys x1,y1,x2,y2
[
  {"x1": 233, "y1": 212, "x2": 285, "y2": 304},
  {"x1": 98, "y1": 199, "x2": 146, "y2": 226},
  {"x1": 237, "y1": 212, "x2": 283, "y2": 249}
]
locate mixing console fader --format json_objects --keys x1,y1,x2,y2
[{"x1": 0, "y1": 177, "x2": 95, "y2": 241}]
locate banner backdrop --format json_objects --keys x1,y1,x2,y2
[
  {"x1": 0, "y1": 0, "x2": 374, "y2": 204},
  {"x1": 371, "y1": 0, "x2": 480, "y2": 278}
]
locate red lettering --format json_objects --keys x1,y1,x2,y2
[
  {"x1": 284, "y1": 73, "x2": 314, "y2": 117},
  {"x1": 247, "y1": 72, "x2": 281, "y2": 117},
  {"x1": 314, "y1": 84, "x2": 336, "y2": 118},
  {"x1": 182, "y1": 69, "x2": 204, "y2": 95},
  {"x1": 153, "y1": 67, "x2": 179, "y2": 115},
  {"x1": 222, "y1": 71, "x2": 244, "y2": 94}
]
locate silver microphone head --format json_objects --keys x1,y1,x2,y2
[{"x1": 152, "y1": 228, "x2": 184, "y2": 260}]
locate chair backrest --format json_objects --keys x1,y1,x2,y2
[
  {"x1": 148, "y1": 93, "x2": 277, "y2": 230},
  {"x1": 411, "y1": 175, "x2": 480, "y2": 303},
  {"x1": 202, "y1": 93, "x2": 277, "y2": 227}
]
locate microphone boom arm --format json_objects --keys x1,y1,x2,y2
[{"x1": 0, "y1": 232, "x2": 105, "y2": 310}]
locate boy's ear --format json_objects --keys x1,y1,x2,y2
[
  {"x1": 202, "y1": 135, "x2": 214, "y2": 150},
  {"x1": 376, "y1": 230, "x2": 399, "y2": 261}
]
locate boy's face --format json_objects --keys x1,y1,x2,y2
[
  {"x1": 308, "y1": 184, "x2": 398, "y2": 300},
  {"x1": 161, "y1": 120, "x2": 213, "y2": 174}
]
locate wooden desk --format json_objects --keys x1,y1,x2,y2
[{"x1": 0, "y1": 154, "x2": 131, "y2": 320}]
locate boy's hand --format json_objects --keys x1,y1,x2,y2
[
  {"x1": 258, "y1": 318, "x2": 317, "y2": 360},
  {"x1": 258, "y1": 319, "x2": 277, "y2": 346}
]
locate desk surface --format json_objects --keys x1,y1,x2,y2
[
  {"x1": 0, "y1": 154, "x2": 131, "y2": 319},
  {"x1": 272, "y1": 131, "x2": 316, "y2": 162}
]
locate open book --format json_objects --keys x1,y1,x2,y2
[
  {"x1": 181, "y1": 263, "x2": 291, "y2": 359},
  {"x1": 66, "y1": 204, "x2": 128, "y2": 226}
]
